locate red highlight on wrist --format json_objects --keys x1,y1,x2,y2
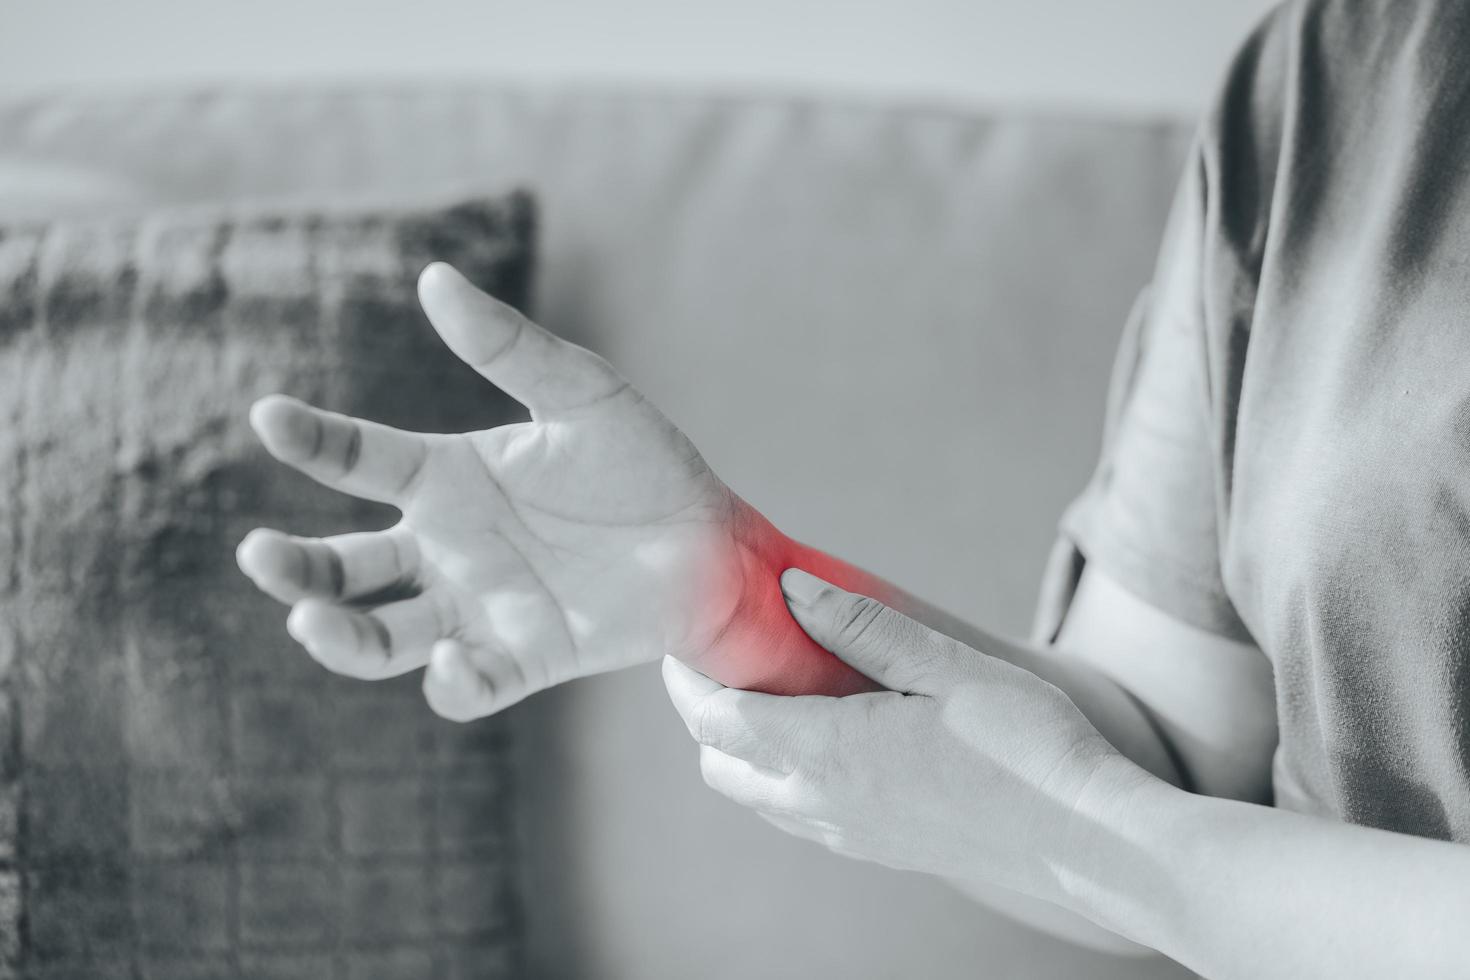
[{"x1": 687, "y1": 505, "x2": 887, "y2": 697}]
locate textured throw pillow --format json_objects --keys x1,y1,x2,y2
[{"x1": 0, "y1": 192, "x2": 533, "y2": 978}]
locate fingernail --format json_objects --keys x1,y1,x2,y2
[{"x1": 780, "y1": 568, "x2": 828, "y2": 606}]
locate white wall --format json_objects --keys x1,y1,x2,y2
[{"x1": 4, "y1": 0, "x2": 1278, "y2": 117}]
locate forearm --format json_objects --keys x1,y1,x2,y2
[
  {"x1": 1062, "y1": 763, "x2": 1470, "y2": 979},
  {"x1": 960, "y1": 629, "x2": 1185, "y2": 787},
  {"x1": 946, "y1": 875, "x2": 1160, "y2": 957},
  {"x1": 934, "y1": 624, "x2": 1179, "y2": 957},
  {"x1": 821, "y1": 556, "x2": 1186, "y2": 954}
]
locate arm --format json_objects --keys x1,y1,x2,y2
[
  {"x1": 1062, "y1": 754, "x2": 1470, "y2": 979},
  {"x1": 666, "y1": 574, "x2": 1469, "y2": 979},
  {"x1": 787, "y1": 556, "x2": 1274, "y2": 955}
]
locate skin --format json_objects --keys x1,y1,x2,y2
[{"x1": 241, "y1": 264, "x2": 1470, "y2": 977}]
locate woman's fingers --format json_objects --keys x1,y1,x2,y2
[
  {"x1": 277, "y1": 580, "x2": 538, "y2": 720},
  {"x1": 423, "y1": 638, "x2": 533, "y2": 721},
  {"x1": 282, "y1": 588, "x2": 539, "y2": 721},
  {"x1": 286, "y1": 592, "x2": 453, "y2": 680},
  {"x1": 417, "y1": 262, "x2": 629, "y2": 419},
  {"x1": 237, "y1": 526, "x2": 419, "y2": 605},
  {"x1": 249, "y1": 394, "x2": 431, "y2": 505},
  {"x1": 699, "y1": 745, "x2": 795, "y2": 813},
  {"x1": 662, "y1": 656, "x2": 809, "y2": 773}
]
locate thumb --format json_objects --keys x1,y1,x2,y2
[
  {"x1": 779, "y1": 569, "x2": 957, "y2": 695},
  {"x1": 416, "y1": 262, "x2": 627, "y2": 419}
]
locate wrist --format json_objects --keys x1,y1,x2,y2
[
  {"x1": 699, "y1": 494, "x2": 882, "y2": 696},
  {"x1": 1048, "y1": 753, "x2": 1190, "y2": 947},
  {"x1": 723, "y1": 491, "x2": 798, "y2": 571}
]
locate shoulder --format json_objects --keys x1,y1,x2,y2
[
  {"x1": 1224, "y1": 0, "x2": 1470, "y2": 90},
  {"x1": 1203, "y1": 0, "x2": 1470, "y2": 168},
  {"x1": 1191, "y1": 0, "x2": 1470, "y2": 285}
]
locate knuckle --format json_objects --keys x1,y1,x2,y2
[
  {"x1": 359, "y1": 612, "x2": 393, "y2": 658},
  {"x1": 832, "y1": 596, "x2": 888, "y2": 650},
  {"x1": 693, "y1": 690, "x2": 743, "y2": 750},
  {"x1": 319, "y1": 544, "x2": 346, "y2": 597},
  {"x1": 479, "y1": 309, "x2": 529, "y2": 370},
  {"x1": 338, "y1": 420, "x2": 363, "y2": 475},
  {"x1": 304, "y1": 411, "x2": 328, "y2": 461},
  {"x1": 907, "y1": 629, "x2": 954, "y2": 680},
  {"x1": 387, "y1": 526, "x2": 415, "y2": 580}
]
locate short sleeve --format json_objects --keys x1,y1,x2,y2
[{"x1": 1032, "y1": 147, "x2": 1255, "y2": 646}]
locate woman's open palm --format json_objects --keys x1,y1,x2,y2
[{"x1": 237, "y1": 264, "x2": 747, "y2": 719}]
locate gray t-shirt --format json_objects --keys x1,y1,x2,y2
[{"x1": 1037, "y1": 0, "x2": 1470, "y2": 841}]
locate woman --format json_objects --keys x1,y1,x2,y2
[{"x1": 236, "y1": 1, "x2": 1470, "y2": 974}]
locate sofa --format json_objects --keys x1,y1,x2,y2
[{"x1": 0, "y1": 82, "x2": 1194, "y2": 979}]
